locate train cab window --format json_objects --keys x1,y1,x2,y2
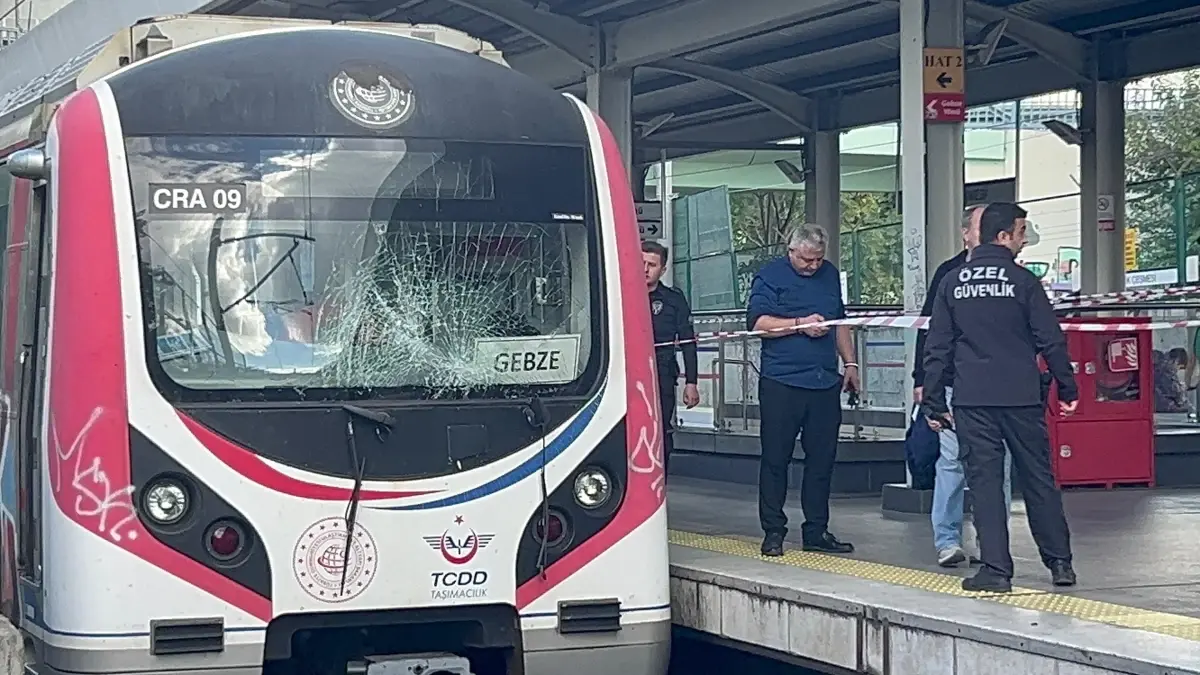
[{"x1": 125, "y1": 135, "x2": 602, "y2": 403}]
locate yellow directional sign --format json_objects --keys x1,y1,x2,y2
[
  {"x1": 1124, "y1": 228, "x2": 1138, "y2": 271},
  {"x1": 922, "y1": 48, "x2": 965, "y2": 94}
]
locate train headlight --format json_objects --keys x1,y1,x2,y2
[
  {"x1": 573, "y1": 467, "x2": 612, "y2": 509},
  {"x1": 143, "y1": 478, "x2": 189, "y2": 525}
]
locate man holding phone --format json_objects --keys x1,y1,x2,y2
[{"x1": 747, "y1": 224, "x2": 859, "y2": 558}]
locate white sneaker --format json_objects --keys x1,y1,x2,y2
[{"x1": 938, "y1": 546, "x2": 967, "y2": 567}]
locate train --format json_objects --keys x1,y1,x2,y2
[{"x1": 0, "y1": 15, "x2": 669, "y2": 675}]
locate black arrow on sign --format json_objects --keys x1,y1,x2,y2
[
  {"x1": 937, "y1": 72, "x2": 952, "y2": 88},
  {"x1": 639, "y1": 221, "x2": 660, "y2": 237}
]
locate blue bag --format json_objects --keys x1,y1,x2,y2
[{"x1": 904, "y1": 406, "x2": 939, "y2": 491}]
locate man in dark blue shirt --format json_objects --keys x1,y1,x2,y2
[{"x1": 747, "y1": 224, "x2": 859, "y2": 556}]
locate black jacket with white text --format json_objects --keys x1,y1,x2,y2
[{"x1": 921, "y1": 244, "x2": 1078, "y2": 413}]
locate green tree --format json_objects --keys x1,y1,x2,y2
[
  {"x1": 726, "y1": 188, "x2": 901, "y2": 304},
  {"x1": 840, "y1": 192, "x2": 901, "y2": 304},
  {"x1": 728, "y1": 189, "x2": 805, "y2": 301},
  {"x1": 1125, "y1": 71, "x2": 1200, "y2": 271}
]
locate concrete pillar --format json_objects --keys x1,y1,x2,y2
[
  {"x1": 898, "y1": 0, "x2": 927, "y2": 316},
  {"x1": 887, "y1": 0, "x2": 929, "y2": 508},
  {"x1": 1079, "y1": 80, "x2": 1126, "y2": 295},
  {"x1": 659, "y1": 152, "x2": 675, "y2": 287},
  {"x1": 805, "y1": 131, "x2": 842, "y2": 267},
  {"x1": 924, "y1": 0, "x2": 965, "y2": 270},
  {"x1": 586, "y1": 68, "x2": 635, "y2": 186}
]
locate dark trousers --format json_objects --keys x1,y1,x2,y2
[
  {"x1": 758, "y1": 376, "x2": 842, "y2": 540},
  {"x1": 656, "y1": 366, "x2": 676, "y2": 474},
  {"x1": 955, "y1": 406, "x2": 1072, "y2": 579}
]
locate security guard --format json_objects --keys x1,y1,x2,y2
[
  {"x1": 642, "y1": 240, "x2": 699, "y2": 472},
  {"x1": 921, "y1": 202, "x2": 1079, "y2": 593}
]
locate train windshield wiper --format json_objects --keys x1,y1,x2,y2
[{"x1": 338, "y1": 404, "x2": 394, "y2": 595}]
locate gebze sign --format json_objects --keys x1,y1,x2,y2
[{"x1": 473, "y1": 335, "x2": 581, "y2": 386}]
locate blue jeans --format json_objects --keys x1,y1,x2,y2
[{"x1": 932, "y1": 386, "x2": 1012, "y2": 552}]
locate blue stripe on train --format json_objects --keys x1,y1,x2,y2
[{"x1": 369, "y1": 383, "x2": 607, "y2": 512}]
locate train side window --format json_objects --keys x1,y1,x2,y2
[{"x1": 15, "y1": 182, "x2": 47, "y2": 582}]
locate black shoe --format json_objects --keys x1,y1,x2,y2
[
  {"x1": 761, "y1": 532, "x2": 785, "y2": 557},
  {"x1": 962, "y1": 571, "x2": 1012, "y2": 593},
  {"x1": 1049, "y1": 560, "x2": 1077, "y2": 587},
  {"x1": 802, "y1": 531, "x2": 854, "y2": 554}
]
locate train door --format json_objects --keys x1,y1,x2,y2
[
  {"x1": 0, "y1": 168, "x2": 14, "y2": 624},
  {"x1": 0, "y1": 164, "x2": 47, "y2": 629}
]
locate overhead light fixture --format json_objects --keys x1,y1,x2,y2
[
  {"x1": 1042, "y1": 119, "x2": 1083, "y2": 146},
  {"x1": 966, "y1": 19, "x2": 1007, "y2": 67},
  {"x1": 773, "y1": 159, "x2": 805, "y2": 184},
  {"x1": 636, "y1": 113, "x2": 675, "y2": 139}
]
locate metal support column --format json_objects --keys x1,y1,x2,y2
[
  {"x1": 883, "y1": 0, "x2": 931, "y2": 514},
  {"x1": 587, "y1": 68, "x2": 635, "y2": 186},
  {"x1": 660, "y1": 149, "x2": 675, "y2": 287},
  {"x1": 924, "y1": 0, "x2": 966, "y2": 269},
  {"x1": 1079, "y1": 80, "x2": 1127, "y2": 294},
  {"x1": 805, "y1": 131, "x2": 842, "y2": 266},
  {"x1": 899, "y1": 0, "x2": 927, "y2": 316}
]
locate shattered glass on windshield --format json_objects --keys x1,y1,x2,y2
[{"x1": 127, "y1": 136, "x2": 598, "y2": 399}]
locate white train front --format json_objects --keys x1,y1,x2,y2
[{"x1": 0, "y1": 17, "x2": 669, "y2": 675}]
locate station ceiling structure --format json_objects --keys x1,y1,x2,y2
[{"x1": 192, "y1": 0, "x2": 1200, "y2": 161}]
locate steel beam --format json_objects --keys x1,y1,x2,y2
[
  {"x1": 645, "y1": 57, "x2": 811, "y2": 132},
  {"x1": 441, "y1": 0, "x2": 595, "y2": 68},
  {"x1": 632, "y1": 18, "x2": 899, "y2": 97},
  {"x1": 508, "y1": 0, "x2": 865, "y2": 87},
  {"x1": 652, "y1": 53, "x2": 1078, "y2": 145},
  {"x1": 964, "y1": 0, "x2": 1088, "y2": 80},
  {"x1": 1123, "y1": 20, "x2": 1200, "y2": 79}
]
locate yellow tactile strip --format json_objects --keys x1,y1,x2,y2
[{"x1": 669, "y1": 529, "x2": 1200, "y2": 642}]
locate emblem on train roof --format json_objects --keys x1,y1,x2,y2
[
  {"x1": 422, "y1": 515, "x2": 494, "y2": 565},
  {"x1": 328, "y1": 63, "x2": 416, "y2": 130},
  {"x1": 293, "y1": 517, "x2": 378, "y2": 602}
]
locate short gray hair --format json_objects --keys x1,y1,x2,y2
[
  {"x1": 963, "y1": 204, "x2": 986, "y2": 229},
  {"x1": 786, "y1": 223, "x2": 828, "y2": 252}
]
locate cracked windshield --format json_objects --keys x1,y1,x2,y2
[{"x1": 125, "y1": 136, "x2": 597, "y2": 399}]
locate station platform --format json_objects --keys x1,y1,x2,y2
[
  {"x1": 673, "y1": 424, "x2": 1200, "y2": 496},
  {"x1": 666, "y1": 477, "x2": 1200, "y2": 674}
]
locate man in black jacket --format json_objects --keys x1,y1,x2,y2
[
  {"x1": 643, "y1": 240, "x2": 700, "y2": 473},
  {"x1": 922, "y1": 202, "x2": 1078, "y2": 593},
  {"x1": 914, "y1": 205, "x2": 1012, "y2": 568}
]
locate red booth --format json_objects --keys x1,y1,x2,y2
[{"x1": 1044, "y1": 317, "x2": 1155, "y2": 488}]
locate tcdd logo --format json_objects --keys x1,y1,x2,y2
[
  {"x1": 430, "y1": 570, "x2": 489, "y2": 600},
  {"x1": 422, "y1": 515, "x2": 494, "y2": 565}
]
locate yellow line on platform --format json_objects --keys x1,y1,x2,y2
[{"x1": 669, "y1": 529, "x2": 1200, "y2": 642}]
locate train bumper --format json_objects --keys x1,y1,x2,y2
[
  {"x1": 523, "y1": 618, "x2": 670, "y2": 675},
  {"x1": 32, "y1": 618, "x2": 671, "y2": 675}
]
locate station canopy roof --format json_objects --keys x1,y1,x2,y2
[
  {"x1": 198, "y1": 0, "x2": 1200, "y2": 159},
  {"x1": 5, "y1": 0, "x2": 1200, "y2": 162}
]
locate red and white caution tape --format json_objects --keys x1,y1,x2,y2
[
  {"x1": 693, "y1": 308, "x2": 915, "y2": 325},
  {"x1": 1052, "y1": 283, "x2": 1200, "y2": 309},
  {"x1": 656, "y1": 315, "x2": 1200, "y2": 348}
]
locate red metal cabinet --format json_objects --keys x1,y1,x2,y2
[{"x1": 1045, "y1": 318, "x2": 1155, "y2": 488}]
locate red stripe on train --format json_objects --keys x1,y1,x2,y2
[
  {"x1": 515, "y1": 108, "x2": 666, "y2": 609},
  {"x1": 45, "y1": 87, "x2": 271, "y2": 622},
  {"x1": 178, "y1": 412, "x2": 440, "y2": 501}
]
